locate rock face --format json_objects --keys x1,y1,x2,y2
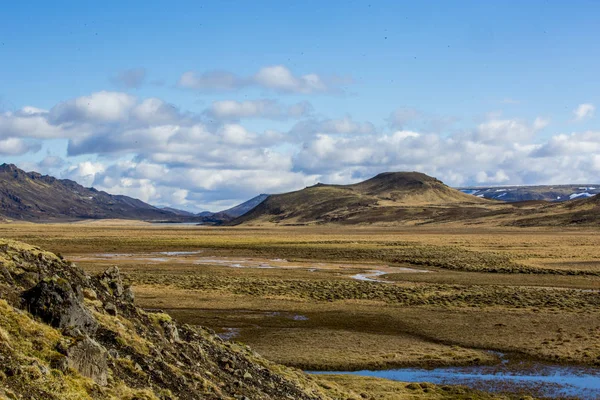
[
  {"x1": 0, "y1": 239, "x2": 347, "y2": 400},
  {"x1": 99, "y1": 266, "x2": 125, "y2": 297},
  {"x1": 66, "y1": 337, "x2": 109, "y2": 386},
  {"x1": 22, "y1": 276, "x2": 98, "y2": 334}
]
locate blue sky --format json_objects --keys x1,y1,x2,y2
[{"x1": 1, "y1": 1, "x2": 600, "y2": 211}]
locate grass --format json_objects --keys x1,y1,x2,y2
[
  {"x1": 319, "y1": 375, "x2": 520, "y2": 400},
  {"x1": 134, "y1": 286, "x2": 600, "y2": 368},
  {"x1": 1, "y1": 222, "x2": 599, "y2": 397}
]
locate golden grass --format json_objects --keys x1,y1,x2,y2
[
  {"x1": 1, "y1": 222, "x2": 598, "y2": 380},
  {"x1": 320, "y1": 375, "x2": 514, "y2": 400}
]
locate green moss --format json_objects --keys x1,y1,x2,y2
[
  {"x1": 93, "y1": 310, "x2": 152, "y2": 355},
  {"x1": 148, "y1": 311, "x2": 172, "y2": 325}
]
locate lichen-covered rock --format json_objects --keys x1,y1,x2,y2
[
  {"x1": 66, "y1": 336, "x2": 108, "y2": 386},
  {"x1": 104, "y1": 302, "x2": 117, "y2": 316},
  {"x1": 22, "y1": 276, "x2": 98, "y2": 335},
  {"x1": 163, "y1": 320, "x2": 180, "y2": 343},
  {"x1": 99, "y1": 266, "x2": 124, "y2": 297}
]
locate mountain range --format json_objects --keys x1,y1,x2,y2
[
  {"x1": 232, "y1": 172, "x2": 600, "y2": 226},
  {"x1": 458, "y1": 185, "x2": 600, "y2": 202},
  {"x1": 0, "y1": 164, "x2": 177, "y2": 222},
  {"x1": 0, "y1": 163, "x2": 598, "y2": 226}
]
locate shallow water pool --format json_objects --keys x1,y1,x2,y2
[{"x1": 310, "y1": 361, "x2": 600, "y2": 399}]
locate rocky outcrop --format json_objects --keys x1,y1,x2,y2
[
  {"x1": 0, "y1": 239, "x2": 351, "y2": 400},
  {"x1": 23, "y1": 276, "x2": 98, "y2": 335},
  {"x1": 66, "y1": 337, "x2": 109, "y2": 386}
]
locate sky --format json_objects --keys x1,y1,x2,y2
[{"x1": 1, "y1": 1, "x2": 600, "y2": 212}]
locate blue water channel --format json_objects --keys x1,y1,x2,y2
[{"x1": 311, "y1": 361, "x2": 600, "y2": 399}]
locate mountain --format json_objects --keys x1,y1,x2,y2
[
  {"x1": 0, "y1": 239, "x2": 347, "y2": 399},
  {"x1": 218, "y1": 194, "x2": 269, "y2": 218},
  {"x1": 194, "y1": 194, "x2": 270, "y2": 224},
  {"x1": 231, "y1": 172, "x2": 492, "y2": 226},
  {"x1": 161, "y1": 206, "x2": 196, "y2": 217},
  {"x1": 509, "y1": 193, "x2": 600, "y2": 226},
  {"x1": 459, "y1": 184, "x2": 600, "y2": 202},
  {"x1": 0, "y1": 164, "x2": 179, "y2": 222}
]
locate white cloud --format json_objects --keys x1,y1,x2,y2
[
  {"x1": 178, "y1": 70, "x2": 245, "y2": 92},
  {"x1": 0, "y1": 108, "x2": 74, "y2": 139},
  {"x1": 292, "y1": 116, "x2": 598, "y2": 187},
  {"x1": 0, "y1": 138, "x2": 40, "y2": 155},
  {"x1": 471, "y1": 118, "x2": 535, "y2": 144},
  {"x1": 475, "y1": 170, "x2": 510, "y2": 184},
  {"x1": 207, "y1": 99, "x2": 312, "y2": 120},
  {"x1": 49, "y1": 91, "x2": 136, "y2": 124},
  {"x1": 65, "y1": 161, "x2": 107, "y2": 187},
  {"x1": 253, "y1": 65, "x2": 328, "y2": 94},
  {"x1": 533, "y1": 117, "x2": 549, "y2": 130},
  {"x1": 573, "y1": 103, "x2": 595, "y2": 121},
  {"x1": 179, "y1": 65, "x2": 343, "y2": 94},
  {"x1": 7, "y1": 90, "x2": 600, "y2": 211}
]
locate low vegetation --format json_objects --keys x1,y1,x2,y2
[{"x1": 1, "y1": 223, "x2": 598, "y2": 398}]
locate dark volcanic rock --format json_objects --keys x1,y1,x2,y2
[{"x1": 22, "y1": 276, "x2": 98, "y2": 334}]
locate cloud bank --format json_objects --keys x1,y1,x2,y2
[{"x1": 3, "y1": 88, "x2": 600, "y2": 211}]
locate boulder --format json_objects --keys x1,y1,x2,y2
[
  {"x1": 162, "y1": 320, "x2": 179, "y2": 343},
  {"x1": 104, "y1": 302, "x2": 117, "y2": 316},
  {"x1": 66, "y1": 337, "x2": 108, "y2": 386},
  {"x1": 22, "y1": 276, "x2": 98, "y2": 335},
  {"x1": 99, "y1": 266, "x2": 124, "y2": 297}
]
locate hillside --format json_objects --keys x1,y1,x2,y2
[
  {"x1": 231, "y1": 172, "x2": 494, "y2": 226},
  {"x1": 459, "y1": 184, "x2": 599, "y2": 202},
  {"x1": 161, "y1": 207, "x2": 197, "y2": 217},
  {"x1": 0, "y1": 164, "x2": 179, "y2": 222},
  {"x1": 0, "y1": 239, "x2": 357, "y2": 399},
  {"x1": 218, "y1": 194, "x2": 269, "y2": 218},
  {"x1": 509, "y1": 194, "x2": 600, "y2": 226},
  {"x1": 194, "y1": 194, "x2": 270, "y2": 223}
]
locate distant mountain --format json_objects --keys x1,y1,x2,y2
[
  {"x1": 231, "y1": 172, "x2": 490, "y2": 226},
  {"x1": 510, "y1": 192, "x2": 600, "y2": 226},
  {"x1": 218, "y1": 194, "x2": 269, "y2": 218},
  {"x1": 0, "y1": 164, "x2": 180, "y2": 222},
  {"x1": 194, "y1": 194, "x2": 270, "y2": 223},
  {"x1": 161, "y1": 207, "x2": 196, "y2": 217},
  {"x1": 458, "y1": 185, "x2": 599, "y2": 202}
]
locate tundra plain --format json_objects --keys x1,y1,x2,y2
[{"x1": 1, "y1": 222, "x2": 599, "y2": 398}]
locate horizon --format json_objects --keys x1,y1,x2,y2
[
  {"x1": 2, "y1": 1, "x2": 600, "y2": 212},
  {"x1": 2, "y1": 161, "x2": 599, "y2": 213}
]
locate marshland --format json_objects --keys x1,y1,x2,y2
[{"x1": 2, "y1": 221, "x2": 598, "y2": 399}]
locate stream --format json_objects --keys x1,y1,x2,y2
[{"x1": 311, "y1": 360, "x2": 600, "y2": 399}]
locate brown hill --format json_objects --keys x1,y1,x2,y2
[
  {"x1": 509, "y1": 193, "x2": 600, "y2": 226},
  {"x1": 231, "y1": 172, "x2": 493, "y2": 226},
  {"x1": 0, "y1": 164, "x2": 178, "y2": 222}
]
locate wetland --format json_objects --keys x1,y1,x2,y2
[{"x1": 1, "y1": 222, "x2": 598, "y2": 398}]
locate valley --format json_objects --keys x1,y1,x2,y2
[{"x1": 1, "y1": 221, "x2": 598, "y2": 398}]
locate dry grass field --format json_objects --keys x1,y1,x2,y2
[{"x1": 0, "y1": 222, "x2": 598, "y2": 377}]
